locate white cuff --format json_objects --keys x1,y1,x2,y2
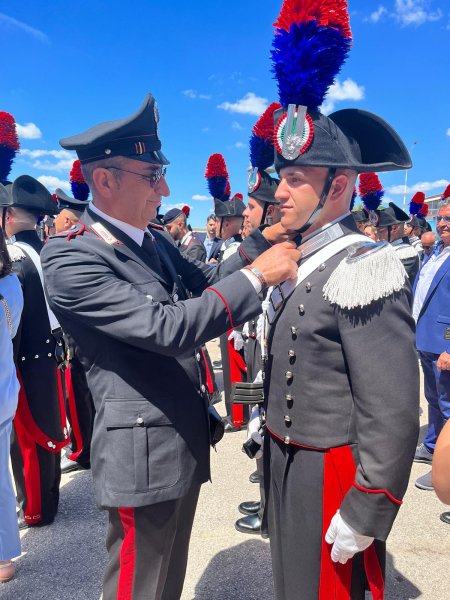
[{"x1": 240, "y1": 268, "x2": 262, "y2": 294}]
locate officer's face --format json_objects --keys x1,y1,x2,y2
[
  {"x1": 436, "y1": 205, "x2": 450, "y2": 246},
  {"x1": 165, "y1": 220, "x2": 183, "y2": 241},
  {"x1": 243, "y1": 197, "x2": 264, "y2": 236}
]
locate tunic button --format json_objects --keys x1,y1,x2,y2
[
  {"x1": 306, "y1": 283, "x2": 311, "y2": 292},
  {"x1": 196, "y1": 353, "x2": 201, "y2": 362},
  {"x1": 46, "y1": 339, "x2": 50, "y2": 344},
  {"x1": 288, "y1": 350, "x2": 295, "y2": 357},
  {"x1": 286, "y1": 394, "x2": 293, "y2": 401},
  {"x1": 291, "y1": 326, "x2": 297, "y2": 335},
  {"x1": 299, "y1": 305, "x2": 305, "y2": 315},
  {"x1": 173, "y1": 294, "x2": 179, "y2": 302},
  {"x1": 284, "y1": 436, "x2": 291, "y2": 445},
  {"x1": 21, "y1": 357, "x2": 26, "y2": 361},
  {"x1": 35, "y1": 355, "x2": 39, "y2": 359},
  {"x1": 319, "y1": 263, "x2": 326, "y2": 272},
  {"x1": 136, "y1": 417, "x2": 144, "y2": 425},
  {"x1": 48, "y1": 353, "x2": 52, "y2": 357},
  {"x1": 285, "y1": 371, "x2": 293, "y2": 380},
  {"x1": 284, "y1": 415, "x2": 292, "y2": 423},
  {"x1": 146, "y1": 294, "x2": 153, "y2": 300},
  {"x1": 201, "y1": 385, "x2": 206, "y2": 393}
]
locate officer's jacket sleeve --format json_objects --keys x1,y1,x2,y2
[
  {"x1": 337, "y1": 287, "x2": 420, "y2": 541},
  {"x1": 402, "y1": 255, "x2": 420, "y2": 289},
  {"x1": 161, "y1": 228, "x2": 271, "y2": 295},
  {"x1": 184, "y1": 241, "x2": 207, "y2": 263},
  {"x1": 41, "y1": 242, "x2": 263, "y2": 358}
]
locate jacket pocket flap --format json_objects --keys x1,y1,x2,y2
[
  {"x1": 105, "y1": 399, "x2": 172, "y2": 428},
  {"x1": 437, "y1": 315, "x2": 450, "y2": 324}
]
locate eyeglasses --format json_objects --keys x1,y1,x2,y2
[
  {"x1": 434, "y1": 215, "x2": 450, "y2": 225},
  {"x1": 106, "y1": 166, "x2": 167, "y2": 188},
  {"x1": 422, "y1": 245, "x2": 433, "y2": 250}
]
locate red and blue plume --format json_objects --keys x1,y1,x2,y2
[
  {"x1": 205, "y1": 154, "x2": 229, "y2": 200},
  {"x1": 350, "y1": 186, "x2": 357, "y2": 211},
  {"x1": 409, "y1": 192, "x2": 425, "y2": 216},
  {"x1": 181, "y1": 205, "x2": 190, "y2": 218},
  {"x1": 231, "y1": 193, "x2": 243, "y2": 202},
  {"x1": 359, "y1": 173, "x2": 384, "y2": 211},
  {"x1": 0, "y1": 112, "x2": 20, "y2": 183},
  {"x1": 222, "y1": 181, "x2": 231, "y2": 201},
  {"x1": 441, "y1": 184, "x2": 450, "y2": 201},
  {"x1": 271, "y1": 0, "x2": 353, "y2": 110},
  {"x1": 418, "y1": 203, "x2": 428, "y2": 218},
  {"x1": 250, "y1": 102, "x2": 281, "y2": 170},
  {"x1": 70, "y1": 160, "x2": 90, "y2": 200}
]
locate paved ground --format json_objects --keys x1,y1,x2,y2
[{"x1": 2, "y1": 340, "x2": 449, "y2": 599}]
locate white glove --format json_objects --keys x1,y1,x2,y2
[
  {"x1": 242, "y1": 322, "x2": 249, "y2": 338},
  {"x1": 247, "y1": 405, "x2": 263, "y2": 459},
  {"x1": 325, "y1": 510, "x2": 374, "y2": 564},
  {"x1": 228, "y1": 330, "x2": 244, "y2": 351}
]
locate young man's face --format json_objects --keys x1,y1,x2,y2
[
  {"x1": 165, "y1": 219, "x2": 184, "y2": 241},
  {"x1": 242, "y1": 196, "x2": 264, "y2": 236},
  {"x1": 206, "y1": 219, "x2": 217, "y2": 237}
]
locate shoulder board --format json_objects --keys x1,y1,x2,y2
[
  {"x1": 148, "y1": 222, "x2": 164, "y2": 231},
  {"x1": 89, "y1": 223, "x2": 123, "y2": 245},
  {"x1": 7, "y1": 244, "x2": 26, "y2": 263},
  {"x1": 48, "y1": 223, "x2": 87, "y2": 241},
  {"x1": 394, "y1": 244, "x2": 419, "y2": 260},
  {"x1": 323, "y1": 242, "x2": 407, "y2": 310}
]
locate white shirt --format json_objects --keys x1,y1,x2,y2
[
  {"x1": 89, "y1": 203, "x2": 150, "y2": 247},
  {"x1": 180, "y1": 232, "x2": 192, "y2": 246},
  {"x1": 413, "y1": 245, "x2": 450, "y2": 321}
]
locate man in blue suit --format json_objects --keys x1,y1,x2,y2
[
  {"x1": 413, "y1": 200, "x2": 450, "y2": 494},
  {"x1": 203, "y1": 215, "x2": 222, "y2": 263}
]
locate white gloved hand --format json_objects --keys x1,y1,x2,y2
[
  {"x1": 325, "y1": 510, "x2": 374, "y2": 564},
  {"x1": 247, "y1": 405, "x2": 263, "y2": 459},
  {"x1": 242, "y1": 322, "x2": 249, "y2": 338},
  {"x1": 228, "y1": 330, "x2": 244, "y2": 351}
]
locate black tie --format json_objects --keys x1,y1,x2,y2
[{"x1": 141, "y1": 233, "x2": 172, "y2": 286}]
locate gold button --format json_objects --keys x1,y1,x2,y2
[
  {"x1": 306, "y1": 283, "x2": 311, "y2": 292},
  {"x1": 319, "y1": 263, "x2": 326, "y2": 272},
  {"x1": 285, "y1": 371, "x2": 293, "y2": 380},
  {"x1": 46, "y1": 339, "x2": 50, "y2": 344},
  {"x1": 299, "y1": 305, "x2": 305, "y2": 314},
  {"x1": 288, "y1": 350, "x2": 295, "y2": 357},
  {"x1": 105, "y1": 148, "x2": 111, "y2": 154},
  {"x1": 284, "y1": 415, "x2": 291, "y2": 423},
  {"x1": 21, "y1": 357, "x2": 25, "y2": 361},
  {"x1": 48, "y1": 353, "x2": 52, "y2": 357},
  {"x1": 136, "y1": 417, "x2": 144, "y2": 425},
  {"x1": 286, "y1": 394, "x2": 293, "y2": 401},
  {"x1": 291, "y1": 326, "x2": 297, "y2": 335},
  {"x1": 284, "y1": 436, "x2": 291, "y2": 445},
  {"x1": 35, "y1": 355, "x2": 39, "y2": 359}
]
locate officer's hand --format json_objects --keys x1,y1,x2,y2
[
  {"x1": 263, "y1": 222, "x2": 297, "y2": 245},
  {"x1": 325, "y1": 511, "x2": 374, "y2": 564},
  {"x1": 252, "y1": 241, "x2": 300, "y2": 287},
  {"x1": 437, "y1": 351, "x2": 450, "y2": 371}
]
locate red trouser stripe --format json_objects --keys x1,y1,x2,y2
[
  {"x1": 201, "y1": 349, "x2": 214, "y2": 395},
  {"x1": 319, "y1": 446, "x2": 385, "y2": 600},
  {"x1": 57, "y1": 368, "x2": 68, "y2": 433},
  {"x1": 117, "y1": 508, "x2": 136, "y2": 600},
  {"x1": 13, "y1": 410, "x2": 42, "y2": 524},
  {"x1": 64, "y1": 365, "x2": 84, "y2": 461},
  {"x1": 228, "y1": 333, "x2": 246, "y2": 427}
]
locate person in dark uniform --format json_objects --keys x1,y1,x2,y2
[
  {"x1": 40, "y1": 94, "x2": 300, "y2": 600},
  {"x1": 257, "y1": 4, "x2": 420, "y2": 599},
  {"x1": 162, "y1": 206, "x2": 206, "y2": 262},
  {"x1": 0, "y1": 176, "x2": 69, "y2": 529},
  {"x1": 52, "y1": 187, "x2": 96, "y2": 474},
  {"x1": 352, "y1": 210, "x2": 369, "y2": 231},
  {"x1": 236, "y1": 102, "x2": 282, "y2": 536}
]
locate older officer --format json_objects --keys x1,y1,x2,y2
[
  {"x1": 41, "y1": 94, "x2": 300, "y2": 600},
  {"x1": 259, "y1": 2, "x2": 420, "y2": 598}
]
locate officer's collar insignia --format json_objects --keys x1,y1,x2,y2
[
  {"x1": 274, "y1": 106, "x2": 314, "y2": 161},
  {"x1": 323, "y1": 242, "x2": 407, "y2": 310},
  {"x1": 90, "y1": 222, "x2": 122, "y2": 245},
  {"x1": 247, "y1": 168, "x2": 261, "y2": 194}
]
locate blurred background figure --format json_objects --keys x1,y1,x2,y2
[
  {"x1": 0, "y1": 223, "x2": 23, "y2": 583},
  {"x1": 420, "y1": 231, "x2": 437, "y2": 264},
  {"x1": 363, "y1": 223, "x2": 377, "y2": 241},
  {"x1": 203, "y1": 215, "x2": 222, "y2": 263}
]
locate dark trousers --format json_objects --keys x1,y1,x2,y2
[
  {"x1": 10, "y1": 423, "x2": 61, "y2": 525},
  {"x1": 420, "y1": 350, "x2": 450, "y2": 452},
  {"x1": 64, "y1": 356, "x2": 95, "y2": 468},
  {"x1": 256, "y1": 455, "x2": 266, "y2": 521},
  {"x1": 103, "y1": 486, "x2": 200, "y2": 600}
]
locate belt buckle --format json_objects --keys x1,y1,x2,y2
[{"x1": 268, "y1": 285, "x2": 285, "y2": 324}]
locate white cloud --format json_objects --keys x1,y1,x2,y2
[
  {"x1": 218, "y1": 92, "x2": 268, "y2": 116},
  {"x1": 202, "y1": 127, "x2": 210, "y2": 132},
  {"x1": 199, "y1": 94, "x2": 211, "y2": 100},
  {"x1": 393, "y1": 0, "x2": 442, "y2": 26},
  {"x1": 161, "y1": 203, "x2": 192, "y2": 212},
  {"x1": 0, "y1": 13, "x2": 49, "y2": 44},
  {"x1": 366, "y1": 5, "x2": 388, "y2": 22},
  {"x1": 321, "y1": 78, "x2": 365, "y2": 114},
  {"x1": 21, "y1": 149, "x2": 72, "y2": 159},
  {"x1": 33, "y1": 159, "x2": 74, "y2": 172},
  {"x1": 20, "y1": 148, "x2": 75, "y2": 172},
  {"x1": 15, "y1": 122, "x2": 42, "y2": 139},
  {"x1": 37, "y1": 175, "x2": 70, "y2": 191},
  {"x1": 234, "y1": 142, "x2": 246, "y2": 148},
  {"x1": 386, "y1": 179, "x2": 450, "y2": 194},
  {"x1": 446, "y1": 128, "x2": 450, "y2": 136},
  {"x1": 232, "y1": 121, "x2": 243, "y2": 130},
  {"x1": 182, "y1": 90, "x2": 211, "y2": 100},
  {"x1": 192, "y1": 195, "x2": 211, "y2": 201}
]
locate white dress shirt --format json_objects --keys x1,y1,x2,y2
[
  {"x1": 413, "y1": 245, "x2": 450, "y2": 321},
  {"x1": 89, "y1": 203, "x2": 150, "y2": 246}
]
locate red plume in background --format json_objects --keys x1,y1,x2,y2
[
  {"x1": 231, "y1": 193, "x2": 243, "y2": 202},
  {"x1": 0, "y1": 111, "x2": 20, "y2": 182},
  {"x1": 418, "y1": 203, "x2": 429, "y2": 217},
  {"x1": 70, "y1": 159, "x2": 90, "y2": 200},
  {"x1": 441, "y1": 184, "x2": 450, "y2": 200},
  {"x1": 181, "y1": 205, "x2": 190, "y2": 218},
  {"x1": 274, "y1": 0, "x2": 352, "y2": 39}
]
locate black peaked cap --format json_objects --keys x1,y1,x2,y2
[
  {"x1": 273, "y1": 107, "x2": 412, "y2": 175},
  {"x1": 161, "y1": 208, "x2": 183, "y2": 225},
  {"x1": 371, "y1": 202, "x2": 410, "y2": 227},
  {"x1": 0, "y1": 175, "x2": 58, "y2": 216},
  {"x1": 55, "y1": 188, "x2": 90, "y2": 212},
  {"x1": 215, "y1": 198, "x2": 246, "y2": 218},
  {"x1": 352, "y1": 210, "x2": 368, "y2": 223},
  {"x1": 248, "y1": 170, "x2": 280, "y2": 204},
  {"x1": 60, "y1": 94, "x2": 169, "y2": 166}
]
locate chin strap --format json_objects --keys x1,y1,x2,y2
[
  {"x1": 387, "y1": 226, "x2": 392, "y2": 243},
  {"x1": 1, "y1": 207, "x2": 6, "y2": 237},
  {"x1": 293, "y1": 168, "x2": 337, "y2": 246}
]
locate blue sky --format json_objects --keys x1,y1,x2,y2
[{"x1": 1, "y1": 0, "x2": 449, "y2": 227}]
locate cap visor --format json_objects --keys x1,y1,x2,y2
[{"x1": 128, "y1": 150, "x2": 170, "y2": 166}]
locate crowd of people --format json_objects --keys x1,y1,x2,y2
[{"x1": 1, "y1": 1, "x2": 450, "y2": 599}]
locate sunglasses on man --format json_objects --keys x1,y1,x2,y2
[
  {"x1": 434, "y1": 215, "x2": 450, "y2": 225},
  {"x1": 105, "y1": 166, "x2": 167, "y2": 188},
  {"x1": 422, "y1": 245, "x2": 434, "y2": 250}
]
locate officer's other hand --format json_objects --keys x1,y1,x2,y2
[
  {"x1": 252, "y1": 242, "x2": 300, "y2": 287},
  {"x1": 263, "y1": 222, "x2": 297, "y2": 245},
  {"x1": 437, "y1": 351, "x2": 450, "y2": 371},
  {"x1": 325, "y1": 511, "x2": 374, "y2": 564}
]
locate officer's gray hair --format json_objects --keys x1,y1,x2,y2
[
  {"x1": 439, "y1": 198, "x2": 450, "y2": 209},
  {"x1": 81, "y1": 156, "x2": 127, "y2": 195}
]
